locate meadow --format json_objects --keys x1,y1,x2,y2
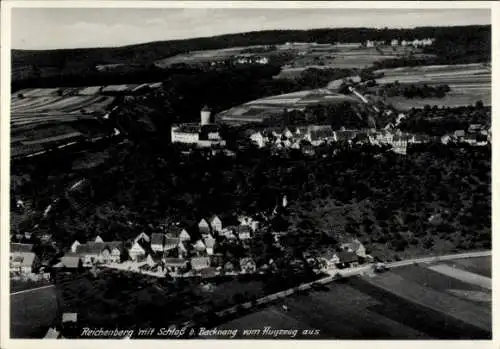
[
  {"x1": 215, "y1": 256, "x2": 491, "y2": 339},
  {"x1": 373, "y1": 64, "x2": 491, "y2": 110}
]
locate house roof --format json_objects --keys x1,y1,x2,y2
[
  {"x1": 210, "y1": 215, "x2": 222, "y2": 223},
  {"x1": 191, "y1": 256, "x2": 210, "y2": 267},
  {"x1": 11, "y1": 252, "x2": 36, "y2": 267},
  {"x1": 151, "y1": 233, "x2": 164, "y2": 245},
  {"x1": 193, "y1": 240, "x2": 206, "y2": 251},
  {"x1": 11, "y1": 243, "x2": 33, "y2": 253},
  {"x1": 135, "y1": 232, "x2": 150, "y2": 242},
  {"x1": 204, "y1": 237, "x2": 216, "y2": 249},
  {"x1": 340, "y1": 238, "x2": 363, "y2": 252},
  {"x1": 163, "y1": 258, "x2": 187, "y2": 266},
  {"x1": 59, "y1": 255, "x2": 81, "y2": 269},
  {"x1": 164, "y1": 237, "x2": 180, "y2": 246},
  {"x1": 338, "y1": 251, "x2": 358, "y2": 263},
  {"x1": 44, "y1": 328, "x2": 60, "y2": 339}
]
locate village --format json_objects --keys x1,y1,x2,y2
[{"x1": 10, "y1": 199, "x2": 372, "y2": 283}]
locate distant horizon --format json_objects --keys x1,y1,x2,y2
[
  {"x1": 11, "y1": 24, "x2": 492, "y2": 52},
  {"x1": 12, "y1": 8, "x2": 490, "y2": 50}
]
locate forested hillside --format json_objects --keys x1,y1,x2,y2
[{"x1": 12, "y1": 25, "x2": 490, "y2": 89}]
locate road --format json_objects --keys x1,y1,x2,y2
[
  {"x1": 328, "y1": 250, "x2": 491, "y2": 278},
  {"x1": 210, "y1": 250, "x2": 491, "y2": 321},
  {"x1": 10, "y1": 284, "x2": 55, "y2": 296}
]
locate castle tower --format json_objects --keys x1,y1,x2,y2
[{"x1": 200, "y1": 105, "x2": 212, "y2": 126}]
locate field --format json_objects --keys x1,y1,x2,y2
[
  {"x1": 10, "y1": 85, "x2": 124, "y2": 158},
  {"x1": 155, "y1": 46, "x2": 269, "y2": 68},
  {"x1": 10, "y1": 285, "x2": 59, "y2": 338},
  {"x1": 215, "y1": 256, "x2": 491, "y2": 339},
  {"x1": 217, "y1": 89, "x2": 360, "y2": 125},
  {"x1": 373, "y1": 64, "x2": 491, "y2": 110}
]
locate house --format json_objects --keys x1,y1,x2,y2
[
  {"x1": 193, "y1": 240, "x2": 206, "y2": 254},
  {"x1": 165, "y1": 225, "x2": 182, "y2": 239},
  {"x1": 166, "y1": 225, "x2": 191, "y2": 242},
  {"x1": 204, "y1": 236, "x2": 216, "y2": 255},
  {"x1": 106, "y1": 242, "x2": 123, "y2": 263},
  {"x1": 151, "y1": 233, "x2": 165, "y2": 252},
  {"x1": 134, "y1": 232, "x2": 150, "y2": 243},
  {"x1": 222, "y1": 226, "x2": 238, "y2": 239},
  {"x1": 391, "y1": 39, "x2": 399, "y2": 46},
  {"x1": 179, "y1": 229, "x2": 191, "y2": 242},
  {"x1": 53, "y1": 254, "x2": 82, "y2": 271},
  {"x1": 144, "y1": 254, "x2": 156, "y2": 267},
  {"x1": 177, "y1": 241, "x2": 188, "y2": 259},
  {"x1": 210, "y1": 253, "x2": 224, "y2": 268},
  {"x1": 340, "y1": 238, "x2": 366, "y2": 258},
  {"x1": 238, "y1": 225, "x2": 252, "y2": 240},
  {"x1": 191, "y1": 256, "x2": 211, "y2": 271},
  {"x1": 337, "y1": 251, "x2": 359, "y2": 269},
  {"x1": 74, "y1": 243, "x2": 106, "y2": 266},
  {"x1": 320, "y1": 252, "x2": 340, "y2": 269},
  {"x1": 44, "y1": 328, "x2": 61, "y2": 339},
  {"x1": 11, "y1": 243, "x2": 34, "y2": 253},
  {"x1": 198, "y1": 218, "x2": 211, "y2": 237},
  {"x1": 283, "y1": 128, "x2": 294, "y2": 139},
  {"x1": 238, "y1": 215, "x2": 253, "y2": 226},
  {"x1": 10, "y1": 252, "x2": 38, "y2": 274},
  {"x1": 164, "y1": 237, "x2": 180, "y2": 250},
  {"x1": 249, "y1": 131, "x2": 267, "y2": 148},
  {"x1": 239, "y1": 257, "x2": 257, "y2": 274},
  {"x1": 128, "y1": 241, "x2": 146, "y2": 261},
  {"x1": 210, "y1": 215, "x2": 223, "y2": 233},
  {"x1": 163, "y1": 258, "x2": 188, "y2": 274},
  {"x1": 62, "y1": 312, "x2": 78, "y2": 324},
  {"x1": 94, "y1": 235, "x2": 104, "y2": 243}
]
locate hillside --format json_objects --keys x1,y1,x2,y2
[{"x1": 12, "y1": 25, "x2": 490, "y2": 89}]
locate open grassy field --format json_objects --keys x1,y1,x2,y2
[
  {"x1": 215, "y1": 256, "x2": 491, "y2": 339},
  {"x1": 443, "y1": 256, "x2": 491, "y2": 277},
  {"x1": 10, "y1": 285, "x2": 59, "y2": 338},
  {"x1": 373, "y1": 64, "x2": 491, "y2": 110},
  {"x1": 217, "y1": 89, "x2": 360, "y2": 125}
]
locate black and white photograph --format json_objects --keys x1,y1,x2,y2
[{"x1": 1, "y1": 1, "x2": 495, "y2": 345}]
